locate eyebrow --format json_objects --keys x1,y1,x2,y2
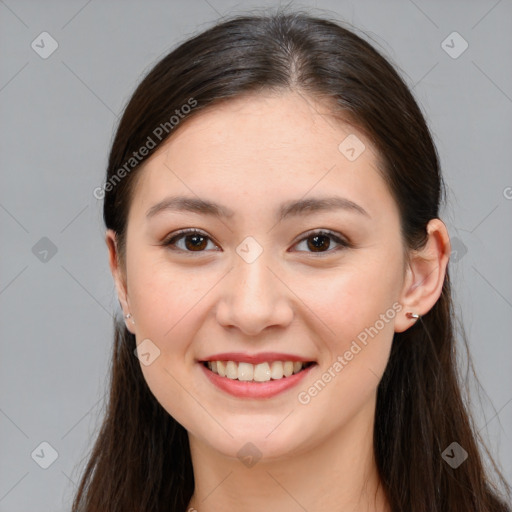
[{"x1": 145, "y1": 195, "x2": 371, "y2": 221}]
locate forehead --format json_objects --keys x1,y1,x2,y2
[
  {"x1": 163, "y1": 92, "x2": 365, "y2": 168},
  {"x1": 130, "y1": 91, "x2": 398, "y2": 223}
]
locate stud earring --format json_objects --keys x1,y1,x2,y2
[
  {"x1": 124, "y1": 313, "x2": 135, "y2": 325},
  {"x1": 405, "y1": 312, "x2": 420, "y2": 321}
]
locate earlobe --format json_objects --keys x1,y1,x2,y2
[
  {"x1": 394, "y1": 219, "x2": 451, "y2": 333},
  {"x1": 105, "y1": 229, "x2": 136, "y2": 333}
]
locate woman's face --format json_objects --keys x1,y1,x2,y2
[{"x1": 110, "y1": 91, "x2": 411, "y2": 460}]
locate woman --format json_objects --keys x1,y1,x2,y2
[{"x1": 72, "y1": 9, "x2": 511, "y2": 512}]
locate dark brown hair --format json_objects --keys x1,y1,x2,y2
[{"x1": 72, "y1": 8, "x2": 511, "y2": 512}]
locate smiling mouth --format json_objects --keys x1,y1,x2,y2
[{"x1": 202, "y1": 360, "x2": 316, "y2": 382}]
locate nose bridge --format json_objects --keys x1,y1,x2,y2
[
  {"x1": 216, "y1": 238, "x2": 293, "y2": 334},
  {"x1": 232, "y1": 234, "x2": 274, "y2": 294},
  {"x1": 235, "y1": 246, "x2": 272, "y2": 297}
]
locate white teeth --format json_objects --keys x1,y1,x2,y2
[
  {"x1": 270, "y1": 361, "x2": 284, "y2": 379},
  {"x1": 205, "y1": 360, "x2": 310, "y2": 381},
  {"x1": 238, "y1": 362, "x2": 254, "y2": 381},
  {"x1": 283, "y1": 361, "x2": 294, "y2": 377},
  {"x1": 253, "y1": 362, "x2": 271, "y2": 382},
  {"x1": 226, "y1": 361, "x2": 238, "y2": 379},
  {"x1": 217, "y1": 360, "x2": 226, "y2": 377}
]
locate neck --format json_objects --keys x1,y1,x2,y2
[{"x1": 185, "y1": 397, "x2": 390, "y2": 512}]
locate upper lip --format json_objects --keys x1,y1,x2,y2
[{"x1": 200, "y1": 352, "x2": 316, "y2": 364}]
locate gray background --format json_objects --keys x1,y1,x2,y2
[{"x1": 1, "y1": 0, "x2": 511, "y2": 510}]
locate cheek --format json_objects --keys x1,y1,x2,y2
[
  {"x1": 293, "y1": 270, "x2": 397, "y2": 419},
  {"x1": 126, "y1": 246, "x2": 204, "y2": 335},
  {"x1": 127, "y1": 259, "x2": 208, "y2": 427},
  {"x1": 293, "y1": 258, "x2": 400, "y2": 342},
  {"x1": 290, "y1": 256, "x2": 400, "y2": 396}
]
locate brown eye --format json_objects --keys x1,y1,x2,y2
[
  {"x1": 163, "y1": 228, "x2": 350, "y2": 256},
  {"x1": 163, "y1": 229, "x2": 217, "y2": 253},
  {"x1": 306, "y1": 233, "x2": 331, "y2": 252},
  {"x1": 182, "y1": 233, "x2": 208, "y2": 251},
  {"x1": 293, "y1": 230, "x2": 350, "y2": 254}
]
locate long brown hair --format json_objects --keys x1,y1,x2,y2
[{"x1": 72, "y1": 9, "x2": 511, "y2": 512}]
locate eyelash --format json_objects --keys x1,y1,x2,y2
[{"x1": 162, "y1": 228, "x2": 351, "y2": 256}]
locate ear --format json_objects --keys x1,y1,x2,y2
[
  {"x1": 394, "y1": 218, "x2": 451, "y2": 333},
  {"x1": 105, "y1": 229, "x2": 136, "y2": 334}
]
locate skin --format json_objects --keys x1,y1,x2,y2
[{"x1": 106, "y1": 91, "x2": 451, "y2": 512}]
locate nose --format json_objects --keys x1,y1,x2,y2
[{"x1": 215, "y1": 250, "x2": 294, "y2": 336}]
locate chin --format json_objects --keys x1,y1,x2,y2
[{"x1": 194, "y1": 417, "x2": 316, "y2": 462}]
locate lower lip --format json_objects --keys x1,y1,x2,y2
[{"x1": 199, "y1": 362, "x2": 317, "y2": 399}]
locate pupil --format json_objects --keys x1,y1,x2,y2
[
  {"x1": 308, "y1": 234, "x2": 329, "y2": 252},
  {"x1": 186, "y1": 234, "x2": 207, "y2": 251}
]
